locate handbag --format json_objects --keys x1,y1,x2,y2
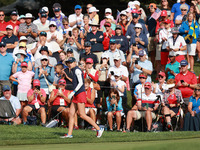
[
  {"x1": 43, "y1": 73, "x2": 56, "y2": 93},
  {"x1": 93, "y1": 82, "x2": 101, "y2": 91}
]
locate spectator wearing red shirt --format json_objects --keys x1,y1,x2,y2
[
  {"x1": 84, "y1": 78, "x2": 96, "y2": 129},
  {"x1": 7, "y1": 11, "x2": 20, "y2": 31},
  {"x1": 49, "y1": 79, "x2": 71, "y2": 123},
  {"x1": 0, "y1": 10, "x2": 7, "y2": 41},
  {"x1": 102, "y1": 22, "x2": 115, "y2": 51},
  {"x1": 175, "y1": 60, "x2": 197, "y2": 106},
  {"x1": 22, "y1": 79, "x2": 47, "y2": 125}
]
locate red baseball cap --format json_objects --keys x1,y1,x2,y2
[
  {"x1": 21, "y1": 61, "x2": 28, "y2": 67},
  {"x1": 86, "y1": 58, "x2": 94, "y2": 64},
  {"x1": 144, "y1": 82, "x2": 152, "y2": 89},
  {"x1": 131, "y1": 9, "x2": 138, "y2": 14},
  {"x1": 104, "y1": 22, "x2": 111, "y2": 27},
  {"x1": 33, "y1": 79, "x2": 40, "y2": 87},
  {"x1": 164, "y1": 19, "x2": 171, "y2": 24},
  {"x1": 161, "y1": 10, "x2": 167, "y2": 17},
  {"x1": 158, "y1": 72, "x2": 166, "y2": 77},
  {"x1": 139, "y1": 74, "x2": 147, "y2": 78},
  {"x1": 58, "y1": 79, "x2": 66, "y2": 85}
]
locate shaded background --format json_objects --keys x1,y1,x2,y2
[{"x1": 0, "y1": 0, "x2": 192, "y2": 21}]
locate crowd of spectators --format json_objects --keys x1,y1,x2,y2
[{"x1": 0, "y1": 0, "x2": 200, "y2": 132}]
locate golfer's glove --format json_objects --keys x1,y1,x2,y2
[{"x1": 68, "y1": 91, "x2": 75, "y2": 100}]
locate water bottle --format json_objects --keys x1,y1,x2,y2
[{"x1": 45, "y1": 119, "x2": 59, "y2": 128}]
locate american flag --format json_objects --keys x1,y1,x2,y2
[
  {"x1": 151, "y1": 8, "x2": 161, "y2": 20},
  {"x1": 116, "y1": 10, "x2": 121, "y2": 23}
]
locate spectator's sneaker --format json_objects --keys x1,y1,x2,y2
[
  {"x1": 109, "y1": 129, "x2": 113, "y2": 132},
  {"x1": 125, "y1": 129, "x2": 130, "y2": 133},
  {"x1": 23, "y1": 122, "x2": 28, "y2": 125},
  {"x1": 197, "y1": 57, "x2": 200, "y2": 62},
  {"x1": 73, "y1": 125, "x2": 79, "y2": 130},
  {"x1": 167, "y1": 123, "x2": 173, "y2": 131},
  {"x1": 96, "y1": 127, "x2": 104, "y2": 138},
  {"x1": 147, "y1": 130, "x2": 151, "y2": 132},
  {"x1": 60, "y1": 134, "x2": 73, "y2": 138},
  {"x1": 41, "y1": 123, "x2": 46, "y2": 127}
]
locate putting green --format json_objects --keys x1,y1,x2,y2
[{"x1": 1, "y1": 138, "x2": 200, "y2": 150}]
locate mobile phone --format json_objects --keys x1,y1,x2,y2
[
  {"x1": 132, "y1": 43, "x2": 137, "y2": 47},
  {"x1": 63, "y1": 30, "x2": 67, "y2": 35},
  {"x1": 68, "y1": 31, "x2": 72, "y2": 37},
  {"x1": 180, "y1": 80, "x2": 184, "y2": 83},
  {"x1": 135, "y1": 60, "x2": 138, "y2": 64},
  {"x1": 17, "y1": 54, "x2": 21, "y2": 59},
  {"x1": 35, "y1": 86, "x2": 40, "y2": 91},
  {"x1": 111, "y1": 71, "x2": 114, "y2": 75},
  {"x1": 112, "y1": 95, "x2": 116, "y2": 99}
]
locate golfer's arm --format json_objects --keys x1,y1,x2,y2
[{"x1": 74, "y1": 69, "x2": 83, "y2": 92}]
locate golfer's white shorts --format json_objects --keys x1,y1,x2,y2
[{"x1": 135, "y1": 111, "x2": 156, "y2": 120}]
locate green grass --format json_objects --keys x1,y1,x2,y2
[{"x1": 0, "y1": 125, "x2": 200, "y2": 147}]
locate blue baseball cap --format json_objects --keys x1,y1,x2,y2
[
  {"x1": 54, "y1": 7, "x2": 61, "y2": 12},
  {"x1": 138, "y1": 50, "x2": 145, "y2": 56},
  {"x1": 75, "y1": 5, "x2": 82, "y2": 10},
  {"x1": 3, "y1": 85, "x2": 11, "y2": 92},
  {"x1": 67, "y1": 48, "x2": 73, "y2": 53},
  {"x1": 180, "y1": 60, "x2": 188, "y2": 66},
  {"x1": 66, "y1": 57, "x2": 76, "y2": 63},
  {"x1": 110, "y1": 38, "x2": 116, "y2": 44},
  {"x1": 84, "y1": 41, "x2": 91, "y2": 47},
  {"x1": 0, "y1": 41, "x2": 6, "y2": 47},
  {"x1": 132, "y1": 13, "x2": 139, "y2": 18}
]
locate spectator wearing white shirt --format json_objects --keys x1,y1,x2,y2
[
  {"x1": 30, "y1": 31, "x2": 52, "y2": 60},
  {"x1": 159, "y1": 19, "x2": 172, "y2": 71},
  {"x1": 47, "y1": 21, "x2": 63, "y2": 61},
  {"x1": 166, "y1": 27, "x2": 187, "y2": 63},
  {"x1": 68, "y1": 5, "x2": 84, "y2": 29},
  {"x1": 103, "y1": 39, "x2": 126, "y2": 67}
]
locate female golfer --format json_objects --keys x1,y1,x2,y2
[{"x1": 61, "y1": 57, "x2": 104, "y2": 138}]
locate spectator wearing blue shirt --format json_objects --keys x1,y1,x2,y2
[
  {"x1": 112, "y1": 25, "x2": 129, "y2": 54},
  {"x1": 34, "y1": 55, "x2": 54, "y2": 96},
  {"x1": 171, "y1": 0, "x2": 190, "y2": 22},
  {"x1": 106, "y1": 88, "x2": 123, "y2": 131},
  {"x1": 129, "y1": 23, "x2": 148, "y2": 54},
  {"x1": 0, "y1": 42, "x2": 14, "y2": 97},
  {"x1": 184, "y1": 84, "x2": 200, "y2": 131},
  {"x1": 1, "y1": 25, "x2": 18, "y2": 54},
  {"x1": 165, "y1": 52, "x2": 180, "y2": 80},
  {"x1": 126, "y1": 13, "x2": 148, "y2": 39}
]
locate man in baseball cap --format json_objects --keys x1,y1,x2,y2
[
  {"x1": 7, "y1": 10, "x2": 20, "y2": 30},
  {"x1": 1, "y1": 24, "x2": 18, "y2": 54}
]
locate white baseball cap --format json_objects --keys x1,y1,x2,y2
[
  {"x1": 120, "y1": 10, "x2": 127, "y2": 16},
  {"x1": 135, "y1": 23, "x2": 142, "y2": 29},
  {"x1": 114, "y1": 71, "x2": 121, "y2": 77},
  {"x1": 6, "y1": 25, "x2": 13, "y2": 30},
  {"x1": 40, "y1": 55, "x2": 49, "y2": 60},
  {"x1": 49, "y1": 21, "x2": 57, "y2": 26},
  {"x1": 113, "y1": 54, "x2": 121, "y2": 60},
  {"x1": 42, "y1": 6, "x2": 49, "y2": 12},
  {"x1": 105, "y1": 8, "x2": 112, "y2": 13},
  {"x1": 89, "y1": 7, "x2": 99, "y2": 13},
  {"x1": 19, "y1": 36, "x2": 28, "y2": 42},
  {"x1": 105, "y1": 15, "x2": 113, "y2": 20},
  {"x1": 101, "y1": 53, "x2": 109, "y2": 59},
  {"x1": 25, "y1": 13, "x2": 34, "y2": 19},
  {"x1": 133, "y1": 1, "x2": 140, "y2": 6}
]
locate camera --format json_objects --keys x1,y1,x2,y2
[
  {"x1": 180, "y1": 80, "x2": 184, "y2": 83},
  {"x1": 68, "y1": 31, "x2": 72, "y2": 37},
  {"x1": 110, "y1": 71, "x2": 114, "y2": 75},
  {"x1": 35, "y1": 86, "x2": 40, "y2": 91},
  {"x1": 132, "y1": 43, "x2": 137, "y2": 47}
]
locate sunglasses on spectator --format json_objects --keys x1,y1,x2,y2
[
  {"x1": 195, "y1": 89, "x2": 200, "y2": 91},
  {"x1": 0, "y1": 14, "x2": 5, "y2": 16},
  {"x1": 87, "y1": 7, "x2": 90, "y2": 9},
  {"x1": 139, "y1": 77, "x2": 146, "y2": 79},
  {"x1": 135, "y1": 27, "x2": 141, "y2": 29},
  {"x1": 158, "y1": 76, "x2": 164, "y2": 78},
  {"x1": 41, "y1": 59, "x2": 48, "y2": 61},
  {"x1": 49, "y1": 25, "x2": 56, "y2": 27},
  {"x1": 181, "y1": 9, "x2": 187, "y2": 11},
  {"x1": 63, "y1": 24, "x2": 68, "y2": 26}
]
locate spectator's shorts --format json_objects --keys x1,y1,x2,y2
[
  {"x1": 85, "y1": 107, "x2": 97, "y2": 115},
  {"x1": 72, "y1": 92, "x2": 87, "y2": 104},
  {"x1": 135, "y1": 110, "x2": 156, "y2": 120},
  {"x1": 148, "y1": 37, "x2": 156, "y2": 52},
  {"x1": 27, "y1": 104, "x2": 45, "y2": 113},
  {"x1": 156, "y1": 44, "x2": 162, "y2": 60},
  {"x1": 187, "y1": 43, "x2": 196, "y2": 56}
]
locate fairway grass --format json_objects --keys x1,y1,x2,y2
[
  {"x1": 1, "y1": 138, "x2": 200, "y2": 150},
  {"x1": 0, "y1": 125, "x2": 200, "y2": 147}
]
